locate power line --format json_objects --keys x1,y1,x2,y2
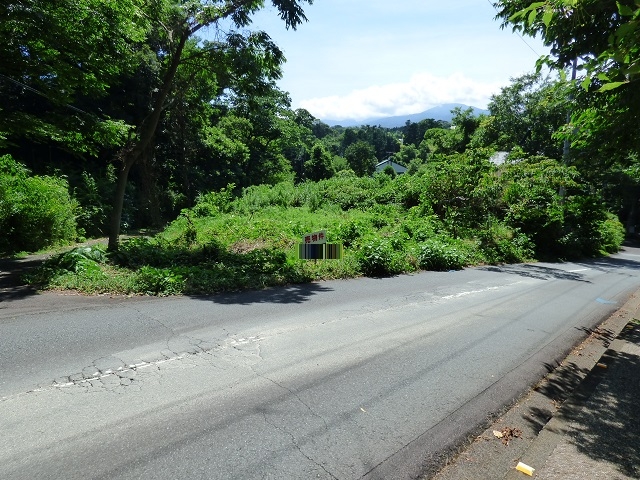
[
  {"x1": 0, "y1": 72, "x2": 93, "y2": 116},
  {"x1": 485, "y1": 0, "x2": 541, "y2": 58}
]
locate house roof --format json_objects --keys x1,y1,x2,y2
[{"x1": 375, "y1": 159, "x2": 407, "y2": 173}]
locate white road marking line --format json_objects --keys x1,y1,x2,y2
[{"x1": 441, "y1": 282, "x2": 522, "y2": 300}]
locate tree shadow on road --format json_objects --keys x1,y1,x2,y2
[
  {"x1": 479, "y1": 264, "x2": 591, "y2": 282},
  {"x1": 523, "y1": 320, "x2": 640, "y2": 478},
  {"x1": 191, "y1": 282, "x2": 334, "y2": 305},
  {"x1": 574, "y1": 254, "x2": 640, "y2": 272},
  {"x1": 524, "y1": 360, "x2": 591, "y2": 434},
  {"x1": 0, "y1": 257, "x2": 44, "y2": 303}
]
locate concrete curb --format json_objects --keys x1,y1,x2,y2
[{"x1": 503, "y1": 290, "x2": 640, "y2": 479}]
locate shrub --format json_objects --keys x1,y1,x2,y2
[
  {"x1": 25, "y1": 246, "x2": 107, "y2": 286},
  {"x1": 336, "y1": 220, "x2": 371, "y2": 247},
  {"x1": 49, "y1": 246, "x2": 107, "y2": 274},
  {"x1": 135, "y1": 266, "x2": 186, "y2": 296},
  {"x1": 356, "y1": 237, "x2": 405, "y2": 276},
  {"x1": 598, "y1": 213, "x2": 625, "y2": 254},
  {"x1": 477, "y1": 221, "x2": 534, "y2": 264},
  {"x1": 356, "y1": 238, "x2": 394, "y2": 276},
  {"x1": 191, "y1": 183, "x2": 236, "y2": 217},
  {"x1": 417, "y1": 239, "x2": 467, "y2": 271},
  {"x1": 73, "y1": 170, "x2": 112, "y2": 238},
  {"x1": 560, "y1": 197, "x2": 625, "y2": 257},
  {"x1": 0, "y1": 155, "x2": 77, "y2": 254}
]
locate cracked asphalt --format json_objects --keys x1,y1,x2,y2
[{"x1": 2, "y1": 247, "x2": 640, "y2": 479}]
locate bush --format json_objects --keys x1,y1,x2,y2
[
  {"x1": 191, "y1": 183, "x2": 236, "y2": 217},
  {"x1": 560, "y1": 197, "x2": 625, "y2": 257},
  {"x1": 73, "y1": 170, "x2": 113, "y2": 238},
  {"x1": 598, "y1": 213, "x2": 625, "y2": 254},
  {"x1": 48, "y1": 246, "x2": 107, "y2": 274},
  {"x1": 356, "y1": 238, "x2": 394, "y2": 276},
  {"x1": 417, "y1": 239, "x2": 467, "y2": 271},
  {"x1": 336, "y1": 220, "x2": 371, "y2": 247},
  {"x1": 0, "y1": 155, "x2": 77, "y2": 254},
  {"x1": 356, "y1": 237, "x2": 405, "y2": 276},
  {"x1": 477, "y1": 221, "x2": 534, "y2": 264},
  {"x1": 25, "y1": 246, "x2": 107, "y2": 286},
  {"x1": 135, "y1": 266, "x2": 186, "y2": 296}
]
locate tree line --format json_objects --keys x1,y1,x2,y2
[{"x1": 1, "y1": 0, "x2": 640, "y2": 258}]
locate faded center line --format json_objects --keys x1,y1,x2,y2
[{"x1": 440, "y1": 281, "x2": 523, "y2": 300}]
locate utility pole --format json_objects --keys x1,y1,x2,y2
[
  {"x1": 562, "y1": 58, "x2": 578, "y2": 166},
  {"x1": 560, "y1": 58, "x2": 578, "y2": 200}
]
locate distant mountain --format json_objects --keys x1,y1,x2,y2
[{"x1": 323, "y1": 103, "x2": 489, "y2": 128}]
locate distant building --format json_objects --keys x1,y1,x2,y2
[
  {"x1": 489, "y1": 151, "x2": 509, "y2": 166},
  {"x1": 375, "y1": 158, "x2": 408, "y2": 174}
]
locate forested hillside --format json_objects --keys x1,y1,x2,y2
[{"x1": 2, "y1": 0, "x2": 639, "y2": 295}]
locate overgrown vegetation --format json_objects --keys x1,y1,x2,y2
[
  {"x1": 25, "y1": 152, "x2": 624, "y2": 296},
  {"x1": 2, "y1": 1, "x2": 635, "y2": 295},
  {"x1": 0, "y1": 155, "x2": 77, "y2": 254}
]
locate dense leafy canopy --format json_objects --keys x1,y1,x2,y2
[{"x1": 494, "y1": 0, "x2": 640, "y2": 89}]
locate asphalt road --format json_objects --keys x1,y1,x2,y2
[{"x1": 2, "y1": 247, "x2": 640, "y2": 479}]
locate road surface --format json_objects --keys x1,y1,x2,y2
[{"x1": 2, "y1": 247, "x2": 640, "y2": 479}]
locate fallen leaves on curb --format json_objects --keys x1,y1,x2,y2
[{"x1": 493, "y1": 427, "x2": 522, "y2": 445}]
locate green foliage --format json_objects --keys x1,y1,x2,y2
[
  {"x1": 73, "y1": 170, "x2": 114, "y2": 238},
  {"x1": 356, "y1": 237, "x2": 406, "y2": 277},
  {"x1": 46, "y1": 246, "x2": 106, "y2": 275},
  {"x1": 559, "y1": 196, "x2": 625, "y2": 258},
  {"x1": 304, "y1": 143, "x2": 335, "y2": 181},
  {"x1": 496, "y1": 1, "x2": 640, "y2": 88},
  {"x1": 23, "y1": 153, "x2": 627, "y2": 295},
  {"x1": 0, "y1": 155, "x2": 77, "y2": 254},
  {"x1": 0, "y1": 0, "x2": 143, "y2": 152},
  {"x1": 417, "y1": 239, "x2": 467, "y2": 271},
  {"x1": 344, "y1": 141, "x2": 377, "y2": 176},
  {"x1": 421, "y1": 128, "x2": 463, "y2": 156},
  {"x1": 382, "y1": 165, "x2": 397, "y2": 178},
  {"x1": 598, "y1": 213, "x2": 626, "y2": 254},
  {"x1": 477, "y1": 221, "x2": 534, "y2": 264},
  {"x1": 402, "y1": 118, "x2": 450, "y2": 147},
  {"x1": 336, "y1": 220, "x2": 370, "y2": 247},
  {"x1": 24, "y1": 245, "x2": 107, "y2": 288},
  {"x1": 191, "y1": 184, "x2": 236, "y2": 217},
  {"x1": 478, "y1": 73, "x2": 567, "y2": 158},
  {"x1": 135, "y1": 266, "x2": 186, "y2": 296}
]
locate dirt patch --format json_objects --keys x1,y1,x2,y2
[{"x1": 229, "y1": 239, "x2": 268, "y2": 254}]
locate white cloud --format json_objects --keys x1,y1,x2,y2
[{"x1": 299, "y1": 72, "x2": 504, "y2": 121}]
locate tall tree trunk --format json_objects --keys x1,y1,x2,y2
[
  {"x1": 107, "y1": 30, "x2": 189, "y2": 251},
  {"x1": 626, "y1": 190, "x2": 640, "y2": 235},
  {"x1": 139, "y1": 145, "x2": 163, "y2": 228},
  {"x1": 108, "y1": 156, "x2": 136, "y2": 251}
]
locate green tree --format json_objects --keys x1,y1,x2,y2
[
  {"x1": 0, "y1": 0, "x2": 143, "y2": 153},
  {"x1": 495, "y1": 0, "x2": 640, "y2": 89},
  {"x1": 450, "y1": 107, "x2": 481, "y2": 151},
  {"x1": 345, "y1": 141, "x2": 377, "y2": 176},
  {"x1": 495, "y1": 1, "x2": 640, "y2": 230},
  {"x1": 304, "y1": 143, "x2": 334, "y2": 181},
  {"x1": 402, "y1": 118, "x2": 448, "y2": 147},
  {"x1": 106, "y1": 0, "x2": 312, "y2": 250},
  {"x1": 473, "y1": 73, "x2": 567, "y2": 157},
  {"x1": 393, "y1": 144, "x2": 420, "y2": 170},
  {"x1": 0, "y1": 155, "x2": 77, "y2": 254},
  {"x1": 420, "y1": 127, "x2": 462, "y2": 157}
]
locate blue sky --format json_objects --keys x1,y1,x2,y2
[{"x1": 249, "y1": 1, "x2": 547, "y2": 121}]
